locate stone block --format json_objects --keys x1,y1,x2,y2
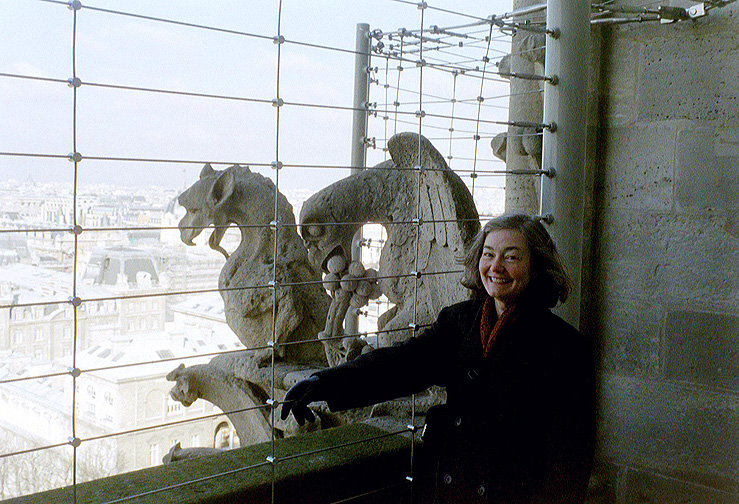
[
  {"x1": 676, "y1": 126, "x2": 739, "y2": 210},
  {"x1": 664, "y1": 310, "x2": 739, "y2": 391},
  {"x1": 636, "y1": 25, "x2": 739, "y2": 126},
  {"x1": 594, "y1": 209, "x2": 739, "y2": 307},
  {"x1": 598, "y1": 123, "x2": 675, "y2": 211},
  {"x1": 591, "y1": 296, "x2": 663, "y2": 378},
  {"x1": 597, "y1": 374, "x2": 739, "y2": 492},
  {"x1": 601, "y1": 33, "x2": 639, "y2": 126}
]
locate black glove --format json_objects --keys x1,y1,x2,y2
[{"x1": 280, "y1": 375, "x2": 323, "y2": 425}]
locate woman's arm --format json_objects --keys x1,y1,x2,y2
[{"x1": 282, "y1": 302, "x2": 472, "y2": 419}]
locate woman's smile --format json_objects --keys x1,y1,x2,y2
[{"x1": 478, "y1": 229, "x2": 532, "y2": 314}]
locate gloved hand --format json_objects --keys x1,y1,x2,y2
[{"x1": 280, "y1": 375, "x2": 323, "y2": 425}]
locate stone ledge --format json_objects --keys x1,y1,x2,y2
[{"x1": 6, "y1": 424, "x2": 416, "y2": 504}]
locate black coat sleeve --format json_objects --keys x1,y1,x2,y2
[{"x1": 312, "y1": 302, "x2": 471, "y2": 411}]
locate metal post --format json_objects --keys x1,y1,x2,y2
[
  {"x1": 345, "y1": 23, "x2": 371, "y2": 336},
  {"x1": 539, "y1": 0, "x2": 590, "y2": 328}
]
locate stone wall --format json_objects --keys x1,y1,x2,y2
[{"x1": 583, "y1": 5, "x2": 739, "y2": 503}]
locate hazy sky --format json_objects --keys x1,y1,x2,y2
[{"x1": 1, "y1": 0, "x2": 513, "y2": 195}]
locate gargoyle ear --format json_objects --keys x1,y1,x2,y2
[
  {"x1": 211, "y1": 169, "x2": 235, "y2": 206},
  {"x1": 200, "y1": 163, "x2": 216, "y2": 179}
]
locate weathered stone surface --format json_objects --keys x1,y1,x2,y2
[
  {"x1": 636, "y1": 24, "x2": 739, "y2": 127},
  {"x1": 591, "y1": 295, "x2": 663, "y2": 378},
  {"x1": 597, "y1": 374, "x2": 739, "y2": 494},
  {"x1": 664, "y1": 310, "x2": 739, "y2": 391},
  {"x1": 300, "y1": 132, "x2": 480, "y2": 347},
  {"x1": 676, "y1": 126, "x2": 739, "y2": 210},
  {"x1": 594, "y1": 209, "x2": 739, "y2": 308},
  {"x1": 596, "y1": 123, "x2": 675, "y2": 211},
  {"x1": 600, "y1": 33, "x2": 639, "y2": 126}
]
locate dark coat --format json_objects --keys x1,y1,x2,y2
[{"x1": 315, "y1": 298, "x2": 596, "y2": 504}]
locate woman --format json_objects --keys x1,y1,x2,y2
[{"x1": 282, "y1": 214, "x2": 596, "y2": 503}]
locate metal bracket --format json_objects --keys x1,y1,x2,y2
[{"x1": 686, "y1": 3, "x2": 707, "y2": 18}]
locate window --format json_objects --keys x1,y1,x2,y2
[
  {"x1": 12, "y1": 331, "x2": 22, "y2": 345},
  {"x1": 149, "y1": 444, "x2": 160, "y2": 466},
  {"x1": 191, "y1": 434, "x2": 200, "y2": 447},
  {"x1": 169, "y1": 438, "x2": 181, "y2": 448},
  {"x1": 34, "y1": 328, "x2": 43, "y2": 341},
  {"x1": 87, "y1": 385, "x2": 96, "y2": 398},
  {"x1": 64, "y1": 326, "x2": 72, "y2": 339},
  {"x1": 167, "y1": 396, "x2": 183, "y2": 414},
  {"x1": 104, "y1": 392, "x2": 114, "y2": 405}
]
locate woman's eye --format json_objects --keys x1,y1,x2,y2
[{"x1": 505, "y1": 255, "x2": 518, "y2": 261}]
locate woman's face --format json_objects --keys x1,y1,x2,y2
[{"x1": 478, "y1": 229, "x2": 532, "y2": 311}]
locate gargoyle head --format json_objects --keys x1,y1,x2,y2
[
  {"x1": 299, "y1": 185, "x2": 362, "y2": 274},
  {"x1": 177, "y1": 164, "x2": 238, "y2": 258}
]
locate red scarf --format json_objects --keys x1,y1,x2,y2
[{"x1": 479, "y1": 296, "x2": 518, "y2": 358}]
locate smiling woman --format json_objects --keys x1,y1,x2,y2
[{"x1": 282, "y1": 213, "x2": 596, "y2": 503}]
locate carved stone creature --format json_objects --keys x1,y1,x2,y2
[
  {"x1": 162, "y1": 442, "x2": 222, "y2": 463},
  {"x1": 167, "y1": 164, "x2": 330, "y2": 449},
  {"x1": 300, "y1": 132, "x2": 480, "y2": 353},
  {"x1": 496, "y1": 33, "x2": 547, "y2": 214},
  {"x1": 177, "y1": 163, "x2": 329, "y2": 366}
]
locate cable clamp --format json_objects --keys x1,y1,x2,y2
[
  {"x1": 68, "y1": 152, "x2": 82, "y2": 163},
  {"x1": 470, "y1": 172, "x2": 478, "y2": 179},
  {"x1": 546, "y1": 74, "x2": 559, "y2": 85},
  {"x1": 476, "y1": 95, "x2": 485, "y2": 103},
  {"x1": 267, "y1": 340, "x2": 275, "y2": 348},
  {"x1": 269, "y1": 220, "x2": 280, "y2": 230},
  {"x1": 68, "y1": 1, "x2": 82, "y2": 11},
  {"x1": 413, "y1": 164, "x2": 424, "y2": 172},
  {"x1": 362, "y1": 137, "x2": 376, "y2": 149},
  {"x1": 69, "y1": 225, "x2": 83, "y2": 236},
  {"x1": 417, "y1": 1, "x2": 428, "y2": 9},
  {"x1": 272, "y1": 98, "x2": 284, "y2": 108},
  {"x1": 363, "y1": 101, "x2": 377, "y2": 110},
  {"x1": 406, "y1": 475, "x2": 414, "y2": 482},
  {"x1": 544, "y1": 167, "x2": 556, "y2": 178},
  {"x1": 67, "y1": 77, "x2": 82, "y2": 88},
  {"x1": 270, "y1": 161, "x2": 283, "y2": 170},
  {"x1": 415, "y1": 59, "x2": 426, "y2": 68},
  {"x1": 68, "y1": 367, "x2": 82, "y2": 378},
  {"x1": 410, "y1": 270, "x2": 422, "y2": 279},
  {"x1": 68, "y1": 437, "x2": 82, "y2": 448},
  {"x1": 547, "y1": 27, "x2": 561, "y2": 39},
  {"x1": 69, "y1": 296, "x2": 82, "y2": 307},
  {"x1": 268, "y1": 280, "x2": 277, "y2": 288},
  {"x1": 272, "y1": 35, "x2": 285, "y2": 45},
  {"x1": 411, "y1": 217, "x2": 423, "y2": 225},
  {"x1": 408, "y1": 323, "x2": 419, "y2": 331},
  {"x1": 266, "y1": 455, "x2": 276, "y2": 463},
  {"x1": 266, "y1": 398, "x2": 276, "y2": 408},
  {"x1": 415, "y1": 110, "x2": 426, "y2": 119},
  {"x1": 545, "y1": 121, "x2": 557, "y2": 132},
  {"x1": 473, "y1": 134, "x2": 481, "y2": 141}
]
